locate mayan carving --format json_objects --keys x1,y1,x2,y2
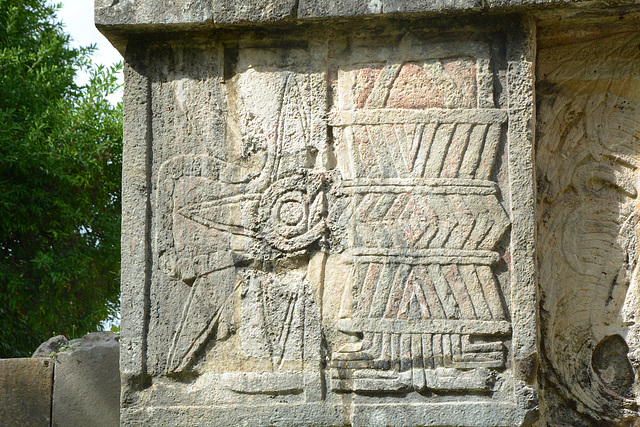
[
  {"x1": 155, "y1": 62, "x2": 328, "y2": 376},
  {"x1": 328, "y1": 40, "x2": 512, "y2": 396},
  {"x1": 537, "y1": 29, "x2": 640, "y2": 425},
  {"x1": 115, "y1": 17, "x2": 537, "y2": 426},
  {"x1": 91, "y1": 0, "x2": 640, "y2": 422}
]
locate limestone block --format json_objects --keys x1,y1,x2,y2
[
  {"x1": 298, "y1": 0, "x2": 486, "y2": 18},
  {"x1": 94, "y1": 0, "x2": 640, "y2": 37},
  {"x1": 381, "y1": 0, "x2": 483, "y2": 14},
  {"x1": 96, "y1": 0, "x2": 298, "y2": 28},
  {"x1": 297, "y1": 0, "x2": 383, "y2": 18},
  {"x1": 115, "y1": 14, "x2": 538, "y2": 426},
  {"x1": 212, "y1": 0, "x2": 298, "y2": 24},
  {"x1": 32, "y1": 335, "x2": 69, "y2": 358},
  {"x1": 94, "y1": 0, "x2": 211, "y2": 27},
  {"x1": 93, "y1": 0, "x2": 640, "y2": 424},
  {"x1": 51, "y1": 332, "x2": 120, "y2": 427},
  {"x1": 0, "y1": 358, "x2": 54, "y2": 427},
  {"x1": 537, "y1": 24, "x2": 640, "y2": 426}
]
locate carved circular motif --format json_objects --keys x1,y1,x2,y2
[
  {"x1": 259, "y1": 174, "x2": 327, "y2": 252},
  {"x1": 278, "y1": 198, "x2": 305, "y2": 227},
  {"x1": 266, "y1": 188, "x2": 307, "y2": 238}
]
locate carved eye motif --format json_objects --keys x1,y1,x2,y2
[
  {"x1": 277, "y1": 194, "x2": 306, "y2": 227},
  {"x1": 268, "y1": 188, "x2": 311, "y2": 239},
  {"x1": 259, "y1": 173, "x2": 327, "y2": 253}
]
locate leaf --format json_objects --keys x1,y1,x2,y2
[{"x1": 0, "y1": 0, "x2": 122, "y2": 357}]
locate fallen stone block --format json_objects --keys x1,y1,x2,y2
[{"x1": 0, "y1": 357, "x2": 54, "y2": 427}]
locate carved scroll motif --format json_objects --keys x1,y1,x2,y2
[
  {"x1": 329, "y1": 51, "x2": 511, "y2": 393},
  {"x1": 537, "y1": 30, "x2": 640, "y2": 424}
]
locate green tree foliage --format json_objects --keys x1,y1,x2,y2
[{"x1": 0, "y1": 0, "x2": 122, "y2": 357}]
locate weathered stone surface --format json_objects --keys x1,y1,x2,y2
[
  {"x1": 98, "y1": 0, "x2": 640, "y2": 424},
  {"x1": 298, "y1": 0, "x2": 489, "y2": 17},
  {"x1": 32, "y1": 335, "x2": 69, "y2": 358},
  {"x1": 95, "y1": 0, "x2": 640, "y2": 35},
  {"x1": 111, "y1": 13, "x2": 538, "y2": 425},
  {"x1": 381, "y1": 0, "x2": 484, "y2": 14},
  {"x1": 297, "y1": 0, "x2": 384, "y2": 18},
  {"x1": 0, "y1": 358, "x2": 53, "y2": 427},
  {"x1": 212, "y1": 0, "x2": 298, "y2": 24},
  {"x1": 536, "y1": 23, "x2": 640, "y2": 426},
  {"x1": 95, "y1": 0, "x2": 212, "y2": 27},
  {"x1": 51, "y1": 332, "x2": 120, "y2": 427}
]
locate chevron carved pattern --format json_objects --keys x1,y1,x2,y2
[{"x1": 332, "y1": 59, "x2": 511, "y2": 381}]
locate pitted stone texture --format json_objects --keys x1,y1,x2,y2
[
  {"x1": 297, "y1": 0, "x2": 384, "y2": 18},
  {"x1": 537, "y1": 25, "x2": 640, "y2": 425},
  {"x1": 0, "y1": 358, "x2": 53, "y2": 427},
  {"x1": 117, "y1": 17, "x2": 538, "y2": 427},
  {"x1": 212, "y1": 0, "x2": 298, "y2": 24},
  {"x1": 95, "y1": 0, "x2": 640, "y2": 34},
  {"x1": 95, "y1": 0, "x2": 212, "y2": 27},
  {"x1": 32, "y1": 334, "x2": 68, "y2": 358},
  {"x1": 297, "y1": 0, "x2": 487, "y2": 18},
  {"x1": 381, "y1": 0, "x2": 483, "y2": 14},
  {"x1": 51, "y1": 332, "x2": 120, "y2": 427}
]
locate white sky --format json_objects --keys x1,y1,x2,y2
[{"x1": 54, "y1": 0, "x2": 124, "y2": 102}]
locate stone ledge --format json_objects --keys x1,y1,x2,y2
[
  {"x1": 95, "y1": 0, "x2": 640, "y2": 55},
  {"x1": 96, "y1": 0, "x2": 640, "y2": 30}
]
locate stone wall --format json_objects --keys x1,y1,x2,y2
[
  {"x1": 0, "y1": 358, "x2": 54, "y2": 426},
  {"x1": 0, "y1": 332, "x2": 120, "y2": 427},
  {"x1": 97, "y1": 1, "x2": 640, "y2": 425}
]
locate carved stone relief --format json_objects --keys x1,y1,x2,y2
[
  {"x1": 537, "y1": 28, "x2": 640, "y2": 425},
  {"x1": 120, "y1": 20, "x2": 537, "y2": 426},
  {"x1": 327, "y1": 37, "x2": 512, "y2": 396}
]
